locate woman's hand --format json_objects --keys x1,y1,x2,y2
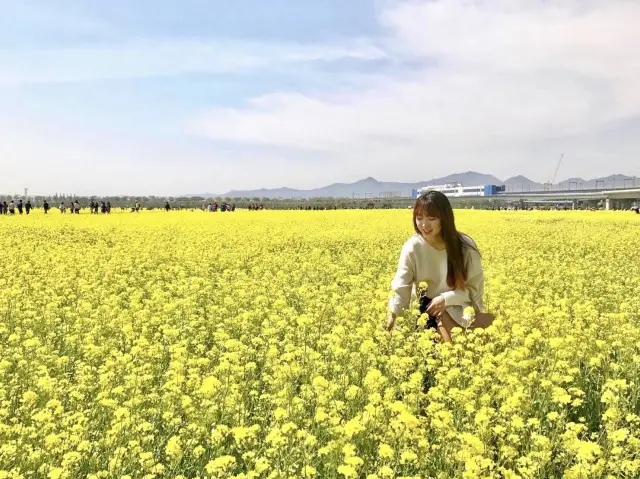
[{"x1": 426, "y1": 295, "x2": 446, "y2": 316}]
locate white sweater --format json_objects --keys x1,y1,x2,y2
[{"x1": 388, "y1": 233, "x2": 484, "y2": 326}]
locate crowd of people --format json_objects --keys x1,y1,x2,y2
[
  {"x1": 2, "y1": 196, "x2": 638, "y2": 215},
  {"x1": 58, "y1": 200, "x2": 84, "y2": 214},
  {"x1": 0, "y1": 199, "x2": 33, "y2": 214},
  {"x1": 0, "y1": 199, "x2": 258, "y2": 214},
  {"x1": 202, "y1": 201, "x2": 269, "y2": 211},
  {"x1": 0, "y1": 199, "x2": 159, "y2": 214},
  {"x1": 204, "y1": 201, "x2": 236, "y2": 212}
]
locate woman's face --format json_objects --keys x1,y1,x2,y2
[{"x1": 415, "y1": 211, "x2": 442, "y2": 240}]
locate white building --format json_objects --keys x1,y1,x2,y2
[{"x1": 414, "y1": 183, "x2": 501, "y2": 198}]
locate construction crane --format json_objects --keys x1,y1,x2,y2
[{"x1": 544, "y1": 153, "x2": 564, "y2": 191}]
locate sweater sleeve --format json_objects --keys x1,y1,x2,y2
[
  {"x1": 388, "y1": 242, "x2": 415, "y2": 317},
  {"x1": 440, "y1": 288, "x2": 468, "y2": 307},
  {"x1": 440, "y1": 246, "x2": 484, "y2": 311}
]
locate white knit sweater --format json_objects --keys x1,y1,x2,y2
[{"x1": 388, "y1": 233, "x2": 484, "y2": 326}]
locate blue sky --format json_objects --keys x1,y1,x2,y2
[{"x1": 1, "y1": 0, "x2": 639, "y2": 195}]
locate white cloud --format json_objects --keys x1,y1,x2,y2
[
  {"x1": 194, "y1": 0, "x2": 640, "y2": 183},
  {"x1": 0, "y1": 38, "x2": 387, "y2": 85}
]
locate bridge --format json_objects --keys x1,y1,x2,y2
[{"x1": 493, "y1": 187, "x2": 640, "y2": 209}]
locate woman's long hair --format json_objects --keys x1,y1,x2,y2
[{"x1": 412, "y1": 191, "x2": 478, "y2": 289}]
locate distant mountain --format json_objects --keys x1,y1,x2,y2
[
  {"x1": 557, "y1": 177, "x2": 587, "y2": 189},
  {"x1": 558, "y1": 174, "x2": 637, "y2": 189},
  {"x1": 187, "y1": 171, "x2": 637, "y2": 199},
  {"x1": 215, "y1": 171, "x2": 503, "y2": 199},
  {"x1": 504, "y1": 175, "x2": 544, "y2": 192},
  {"x1": 420, "y1": 171, "x2": 503, "y2": 188}
]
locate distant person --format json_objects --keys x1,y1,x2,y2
[
  {"x1": 25, "y1": 200, "x2": 32, "y2": 215},
  {"x1": 59, "y1": 202, "x2": 66, "y2": 214},
  {"x1": 43, "y1": 200, "x2": 49, "y2": 214},
  {"x1": 1, "y1": 201, "x2": 7, "y2": 214},
  {"x1": 165, "y1": 201, "x2": 171, "y2": 212},
  {"x1": 100, "y1": 202, "x2": 106, "y2": 214},
  {"x1": 74, "y1": 201, "x2": 81, "y2": 214},
  {"x1": 106, "y1": 201, "x2": 111, "y2": 214},
  {"x1": 17, "y1": 199, "x2": 23, "y2": 215},
  {"x1": 8, "y1": 200, "x2": 15, "y2": 215}
]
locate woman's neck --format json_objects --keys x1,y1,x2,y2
[{"x1": 424, "y1": 234, "x2": 446, "y2": 251}]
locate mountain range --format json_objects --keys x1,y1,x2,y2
[{"x1": 190, "y1": 172, "x2": 638, "y2": 199}]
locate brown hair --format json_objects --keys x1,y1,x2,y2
[{"x1": 412, "y1": 191, "x2": 478, "y2": 289}]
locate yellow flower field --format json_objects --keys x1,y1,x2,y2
[{"x1": 1, "y1": 209, "x2": 639, "y2": 479}]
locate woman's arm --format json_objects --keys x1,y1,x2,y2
[{"x1": 388, "y1": 242, "x2": 416, "y2": 318}]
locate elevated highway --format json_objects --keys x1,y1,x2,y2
[{"x1": 494, "y1": 187, "x2": 640, "y2": 209}]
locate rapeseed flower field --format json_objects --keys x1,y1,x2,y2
[{"x1": 1, "y1": 209, "x2": 639, "y2": 479}]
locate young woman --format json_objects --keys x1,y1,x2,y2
[{"x1": 387, "y1": 191, "x2": 494, "y2": 341}]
